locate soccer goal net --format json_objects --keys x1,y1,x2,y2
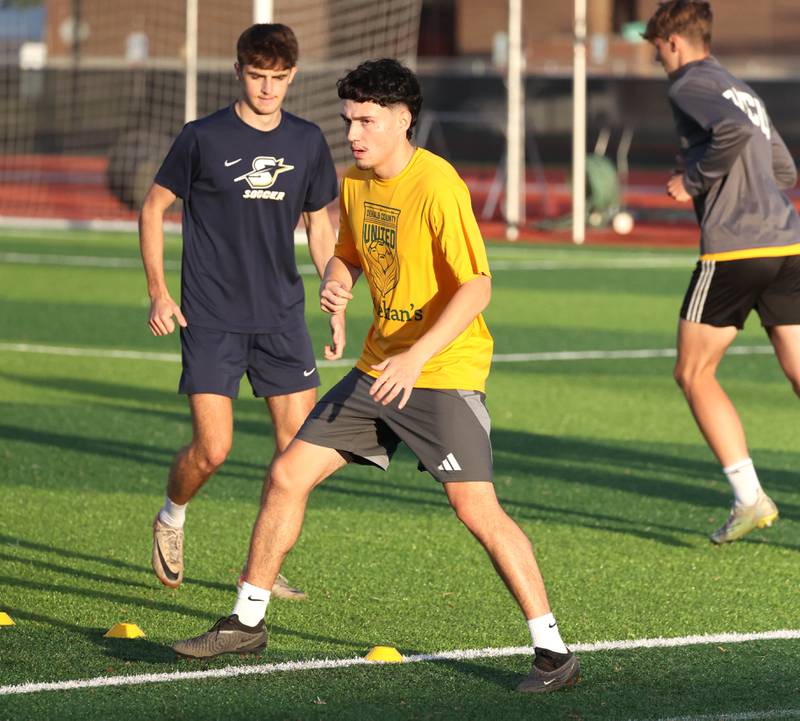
[{"x1": 0, "y1": 0, "x2": 422, "y2": 226}]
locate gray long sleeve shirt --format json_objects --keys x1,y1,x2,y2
[{"x1": 668, "y1": 56, "x2": 800, "y2": 257}]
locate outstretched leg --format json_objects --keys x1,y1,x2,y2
[
  {"x1": 153, "y1": 394, "x2": 233, "y2": 588},
  {"x1": 172, "y1": 439, "x2": 346, "y2": 659},
  {"x1": 244, "y1": 439, "x2": 346, "y2": 593},
  {"x1": 674, "y1": 319, "x2": 745, "y2": 466},
  {"x1": 767, "y1": 324, "x2": 800, "y2": 397},
  {"x1": 674, "y1": 320, "x2": 777, "y2": 542},
  {"x1": 443, "y1": 481, "x2": 579, "y2": 693}
]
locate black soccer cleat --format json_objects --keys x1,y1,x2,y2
[
  {"x1": 517, "y1": 647, "x2": 580, "y2": 693},
  {"x1": 172, "y1": 615, "x2": 267, "y2": 659}
]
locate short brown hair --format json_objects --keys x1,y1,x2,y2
[
  {"x1": 236, "y1": 24, "x2": 298, "y2": 69},
  {"x1": 642, "y1": 0, "x2": 713, "y2": 47}
]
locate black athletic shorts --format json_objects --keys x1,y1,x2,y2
[
  {"x1": 178, "y1": 324, "x2": 320, "y2": 398},
  {"x1": 680, "y1": 255, "x2": 800, "y2": 329},
  {"x1": 296, "y1": 369, "x2": 493, "y2": 483}
]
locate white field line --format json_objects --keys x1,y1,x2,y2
[
  {"x1": 634, "y1": 710, "x2": 800, "y2": 721},
  {"x1": 0, "y1": 251, "x2": 693, "y2": 273},
  {"x1": 0, "y1": 628, "x2": 798, "y2": 697},
  {"x1": 0, "y1": 252, "x2": 179, "y2": 271},
  {"x1": 0, "y1": 217, "x2": 307, "y2": 244},
  {"x1": 0, "y1": 342, "x2": 776, "y2": 368},
  {"x1": 0, "y1": 216, "x2": 181, "y2": 234}
]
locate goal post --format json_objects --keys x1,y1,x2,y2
[{"x1": 0, "y1": 0, "x2": 422, "y2": 226}]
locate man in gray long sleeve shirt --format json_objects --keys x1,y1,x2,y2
[{"x1": 644, "y1": 0, "x2": 800, "y2": 543}]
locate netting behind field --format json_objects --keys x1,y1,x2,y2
[{"x1": 0, "y1": 0, "x2": 422, "y2": 223}]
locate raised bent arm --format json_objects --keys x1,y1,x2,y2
[
  {"x1": 370, "y1": 275, "x2": 492, "y2": 409},
  {"x1": 770, "y1": 123, "x2": 798, "y2": 190},
  {"x1": 319, "y1": 255, "x2": 361, "y2": 314}
]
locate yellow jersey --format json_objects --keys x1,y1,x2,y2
[{"x1": 336, "y1": 147, "x2": 494, "y2": 392}]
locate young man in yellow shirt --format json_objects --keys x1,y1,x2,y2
[{"x1": 172, "y1": 58, "x2": 579, "y2": 694}]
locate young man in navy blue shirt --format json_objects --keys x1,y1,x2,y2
[{"x1": 139, "y1": 24, "x2": 342, "y2": 596}]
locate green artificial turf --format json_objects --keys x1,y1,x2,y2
[{"x1": 0, "y1": 230, "x2": 798, "y2": 721}]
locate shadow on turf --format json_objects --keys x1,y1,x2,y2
[
  {"x1": 6, "y1": 608, "x2": 382, "y2": 666},
  {"x1": 0, "y1": 574, "x2": 215, "y2": 621},
  {"x1": 8, "y1": 609, "x2": 178, "y2": 664},
  {"x1": 492, "y1": 428, "x2": 800, "y2": 511},
  {"x1": 313, "y1": 428, "x2": 798, "y2": 548},
  {"x1": 1, "y1": 371, "x2": 281, "y2": 440},
  {"x1": 2, "y1": 414, "x2": 797, "y2": 550},
  {"x1": 0, "y1": 420, "x2": 268, "y2": 486},
  {"x1": 0, "y1": 532, "x2": 282, "y2": 595}
]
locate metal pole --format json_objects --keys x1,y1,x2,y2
[
  {"x1": 69, "y1": 0, "x2": 82, "y2": 142},
  {"x1": 253, "y1": 0, "x2": 273, "y2": 24},
  {"x1": 572, "y1": 0, "x2": 587, "y2": 244},
  {"x1": 184, "y1": 0, "x2": 198, "y2": 123},
  {"x1": 505, "y1": 0, "x2": 523, "y2": 241}
]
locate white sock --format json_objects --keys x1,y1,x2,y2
[
  {"x1": 723, "y1": 458, "x2": 762, "y2": 507},
  {"x1": 527, "y1": 612, "x2": 568, "y2": 654},
  {"x1": 232, "y1": 581, "x2": 271, "y2": 627},
  {"x1": 158, "y1": 496, "x2": 187, "y2": 529}
]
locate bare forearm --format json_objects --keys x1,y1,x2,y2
[
  {"x1": 411, "y1": 276, "x2": 491, "y2": 363},
  {"x1": 139, "y1": 206, "x2": 170, "y2": 300},
  {"x1": 305, "y1": 209, "x2": 337, "y2": 278},
  {"x1": 322, "y1": 255, "x2": 361, "y2": 290}
]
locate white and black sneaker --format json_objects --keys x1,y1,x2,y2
[
  {"x1": 172, "y1": 615, "x2": 267, "y2": 659},
  {"x1": 152, "y1": 516, "x2": 183, "y2": 588},
  {"x1": 517, "y1": 647, "x2": 580, "y2": 693}
]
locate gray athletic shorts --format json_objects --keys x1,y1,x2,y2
[{"x1": 296, "y1": 369, "x2": 493, "y2": 483}]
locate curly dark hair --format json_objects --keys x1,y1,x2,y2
[
  {"x1": 336, "y1": 59, "x2": 423, "y2": 140},
  {"x1": 237, "y1": 24, "x2": 298, "y2": 69}
]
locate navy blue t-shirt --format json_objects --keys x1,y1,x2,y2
[{"x1": 155, "y1": 105, "x2": 338, "y2": 333}]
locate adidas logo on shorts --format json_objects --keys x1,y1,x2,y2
[{"x1": 437, "y1": 453, "x2": 462, "y2": 472}]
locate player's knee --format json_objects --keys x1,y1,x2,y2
[
  {"x1": 266, "y1": 455, "x2": 304, "y2": 498},
  {"x1": 450, "y1": 496, "x2": 488, "y2": 531},
  {"x1": 673, "y1": 362, "x2": 688, "y2": 389},
  {"x1": 193, "y1": 443, "x2": 230, "y2": 473},
  {"x1": 673, "y1": 362, "x2": 704, "y2": 393}
]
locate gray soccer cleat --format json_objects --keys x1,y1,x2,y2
[
  {"x1": 710, "y1": 492, "x2": 779, "y2": 544},
  {"x1": 152, "y1": 516, "x2": 184, "y2": 588},
  {"x1": 237, "y1": 570, "x2": 308, "y2": 601},
  {"x1": 172, "y1": 615, "x2": 267, "y2": 659},
  {"x1": 272, "y1": 573, "x2": 308, "y2": 600},
  {"x1": 517, "y1": 648, "x2": 580, "y2": 693}
]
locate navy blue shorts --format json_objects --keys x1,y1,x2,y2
[{"x1": 178, "y1": 325, "x2": 320, "y2": 398}]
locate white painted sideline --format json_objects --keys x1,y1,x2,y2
[
  {"x1": 0, "y1": 252, "x2": 314, "y2": 275},
  {"x1": 0, "y1": 250, "x2": 692, "y2": 273},
  {"x1": 0, "y1": 628, "x2": 797, "y2": 697},
  {"x1": 0, "y1": 217, "x2": 307, "y2": 244},
  {"x1": 0, "y1": 342, "x2": 776, "y2": 367}
]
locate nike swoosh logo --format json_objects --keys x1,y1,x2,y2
[
  {"x1": 548, "y1": 622, "x2": 558, "y2": 628},
  {"x1": 543, "y1": 679, "x2": 555, "y2": 686},
  {"x1": 303, "y1": 368, "x2": 316, "y2": 377},
  {"x1": 247, "y1": 595, "x2": 266, "y2": 602},
  {"x1": 156, "y1": 542, "x2": 179, "y2": 581},
  {"x1": 224, "y1": 158, "x2": 242, "y2": 167}
]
